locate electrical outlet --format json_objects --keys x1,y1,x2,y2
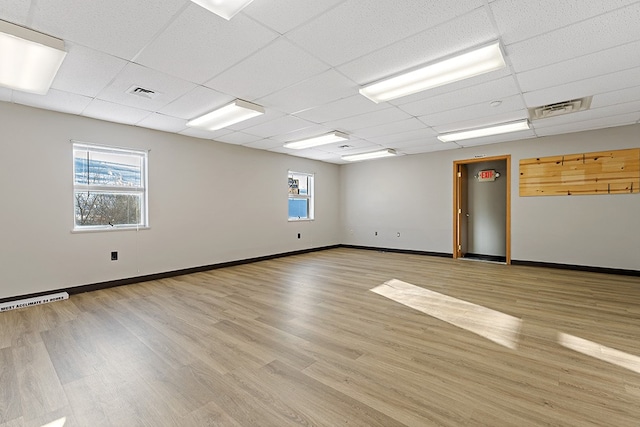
[
  {"x1": 111, "y1": 251, "x2": 118, "y2": 261},
  {"x1": 297, "y1": 233, "x2": 301, "y2": 239}
]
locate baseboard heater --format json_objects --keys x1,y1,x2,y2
[{"x1": 0, "y1": 292, "x2": 69, "y2": 313}]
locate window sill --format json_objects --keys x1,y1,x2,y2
[
  {"x1": 71, "y1": 226, "x2": 150, "y2": 234},
  {"x1": 288, "y1": 218, "x2": 314, "y2": 222}
]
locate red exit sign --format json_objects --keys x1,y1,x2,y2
[{"x1": 478, "y1": 169, "x2": 498, "y2": 182}]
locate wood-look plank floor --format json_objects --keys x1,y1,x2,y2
[{"x1": 1, "y1": 248, "x2": 640, "y2": 426}]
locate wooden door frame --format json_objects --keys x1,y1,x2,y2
[{"x1": 453, "y1": 155, "x2": 511, "y2": 264}]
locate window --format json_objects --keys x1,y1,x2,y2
[
  {"x1": 288, "y1": 171, "x2": 314, "y2": 220},
  {"x1": 73, "y1": 142, "x2": 148, "y2": 230}
]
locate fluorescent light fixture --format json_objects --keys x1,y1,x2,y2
[
  {"x1": 342, "y1": 149, "x2": 397, "y2": 162},
  {"x1": 283, "y1": 131, "x2": 349, "y2": 150},
  {"x1": 187, "y1": 99, "x2": 264, "y2": 131},
  {"x1": 437, "y1": 119, "x2": 530, "y2": 142},
  {"x1": 360, "y1": 41, "x2": 506, "y2": 103},
  {"x1": 0, "y1": 20, "x2": 67, "y2": 95},
  {"x1": 190, "y1": 0, "x2": 255, "y2": 20}
]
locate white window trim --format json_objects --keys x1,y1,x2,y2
[
  {"x1": 288, "y1": 170, "x2": 314, "y2": 222},
  {"x1": 72, "y1": 141, "x2": 149, "y2": 231}
]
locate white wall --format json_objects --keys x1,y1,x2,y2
[
  {"x1": 0, "y1": 102, "x2": 341, "y2": 299},
  {"x1": 341, "y1": 124, "x2": 640, "y2": 271}
]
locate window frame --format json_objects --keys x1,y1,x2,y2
[
  {"x1": 288, "y1": 170, "x2": 314, "y2": 221},
  {"x1": 72, "y1": 141, "x2": 149, "y2": 232}
]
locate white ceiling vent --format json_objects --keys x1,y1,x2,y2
[
  {"x1": 126, "y1": 85, "x2": 161, "y2": 100},
  {"x1": 529, "y1": 96, "x2": 592, "y2": 120}
]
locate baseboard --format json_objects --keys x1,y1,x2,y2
[
  {"x1": 0, "y1": 245, "x2": 340, "y2": 304},
  {"x1": 340, "y1": 244, "x2": 453, "y2": 258},
  {"x1": 511, "y1": 260, "x2": 640, "y2": 277},
  {"x1": 3, "y1": 245, "x2": 637, "y2": 305}
]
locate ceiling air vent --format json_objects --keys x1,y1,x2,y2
[
  {"x1": 126, "y1": 85, "x2": 161, "y2": 100},
  {"x1": 529, "y1": 96, "x2": 592, "y2": 120}
]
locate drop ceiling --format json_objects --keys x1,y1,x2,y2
[{"x1": 1, "y1": 0, "x2": 639, "y2": 163}]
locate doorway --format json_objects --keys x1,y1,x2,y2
[{"x1": 453, "y1": 155, "x2": 511, "y2": 264}]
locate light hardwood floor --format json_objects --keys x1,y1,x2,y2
[{"x1": 1, "y1": 248, "x2": 639, "y2": 426}]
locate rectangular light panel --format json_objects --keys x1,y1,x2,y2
[
  {"x1": 283, "y1": 131, "x2": 349, "y2": 150},
  {"x1": 437, "y1": 120, "x2": 530, "y2": 142},
  {"x1": 187, "y1": 99, "x2": 264, "y2": 131},
  {"x1": 342, "y1": 148, "x2": 397, "y2": 162},
  {"x1": 360, "y1": 42, "x2": 506, "y2": 103},
  {"x1": 0, "y1": 20, "x2": 67, "y2": 95},
  {"x1": 190, "y1": 0, "x2": 255, "y2": 20}
]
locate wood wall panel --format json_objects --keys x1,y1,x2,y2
[{"x1": 519, "y1": 148, "x2": 639, "y2": 196}]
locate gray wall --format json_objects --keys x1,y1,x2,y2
[
  {"x1": 466, "y1": 160, "x2": 507, "y2": 257},
  {"x1": 1, "y1": 101, "x2": 638, "y2": 301},
  {"x1": 0, "y1": 102, "x2": 341, "y2": 300},
  {"x1": 341, "y1": 124, "x2": 640, "y2": 270}
]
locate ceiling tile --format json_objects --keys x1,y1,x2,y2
[
  {"x1": 338, "y1": 7, "x2": 497, "y2": 85},
  {"x1": 507, "y1": 3, "x2": 640, "y2": 72},
  {"x1": 534, "y1": 112, "x2": 640, "y2": 136},
  {"x1": 368, "y1": 128, "x2": 439, "y2": 145},
  {"x1": 591, "y1": 85, "x2": 640, "y2": 109},
  {"x1": 385, "y1": 137, "x2": 441, "y2": 150},
  {"x1": 205, "y1": 38, "x2": 329, "y2": 100},
  {"x1": 323, "y1": 107, "x2": 413, "y2": 133},
  {"x1": 136, "y1": 113, "x2": 187, "y2": 133},
  {"x1": 490, "y1": 0, "x2": 639, "y2": 45},
  {"x1": 243, "y1": 0, "x2": 346, "y2": 34},
  {"x1": 244, "y1": 139, "x2": 285, "y2": 150},
  {"x1": 532, "y1": 100, "x2": 640, "y2": 129},
  {"x1": 0, "y1": 1, "x2": 31, "y2": 26},
  {"x1": 82, "y1": 99, "x2": 152, "y2": 125},
  {"x1": 332, "y1": 142, "x2": 390, "y2": 158},
  {"x1": 226, "y1": 108, "x2": 286, "y2": 132},
  {"x1": 179, "y1": 127, "x2": 233, "y2": 140},
  {"x1": 400, "y1": 142, "x2": 460, "y2": 154},
  {"x1": 158, "y1": 86, "x2": 234, "y2": 120},
  {"x1": 296, "y1": 95, "x2": 385, "y2": 124},
  {"x1": 286, "y1": 0, "x2": 483, "y2": 66},
  {"x1": 3, "y1": 0, "x2": 640, "y2": 162},
  {"x1": 270, "y1": 125, "x2": 334, "y2": 143},
  {"x1": 290, "y1": 150, "x2": 340, "y2": 161},
  {"x1": 322, "y1": 140, "x2": 383, "y2": 155},
  {"x1": 523, "y1": 67, "x2": 640, "y2": 107},
  {"x1": 456, "y1": 129, "x2": 536, "y2": 147},
  {"x1": 242, "y1": 115, "x2": 317, "y2": 138},
  {"x1": 96, "y1": 63, "x2": 197, "y2": 111},
  {"x1": 258, "y1": 70, "x2": 357, "y2": 114},
  {"x1": 399, "y1": 76, "x2": 520, "y2": 117},
  {"x1": 314, "y1": 137, "x2": 377, "y2": 154},
  {"x1": 352, "y1": 118, "x2": 428, "y2": 139},
  {"x1": 215, "y1": 132, "x2": 263, "y2": 145},
  {"x1": 136, "y1": 5, "x2": 278, "y2": 84},
  {"x1": 30, "y1": 0, "x2": 187, "y2": 59},
  {"x1": 423, "y1": 95, "x2": 527, "y2": 128},
  {"x1": 268, "y1": 145, "x2": 340, "y2": 161},
  {"x1": 516, "y1": 40, "x2": 640, "y2": 93},
  {"x1": 51, "y1": 43, "x2": 128, "y2": 97},
  {"x1": 12, "y1": 89, "x2": 93, "y2": 115}
]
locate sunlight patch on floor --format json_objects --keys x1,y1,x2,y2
[
  {"x1": 41, "y1": 417, "x2": 66, "y2": 427},
  {"x1": 558, "y1": 332, "x2": 640, "y2": 374},
  {"x1": 371, "y1": 279, "x2": 522, "y2": 349}
]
